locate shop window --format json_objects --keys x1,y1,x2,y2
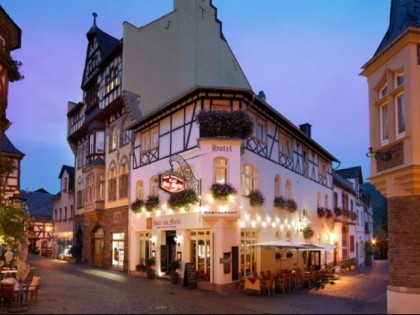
[{"x1": 240, "y1": 230, "x2": 258, "y2": 277}]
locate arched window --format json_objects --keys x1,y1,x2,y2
[
  {"x1": 150, "y1": 176, "x2": 159, "y2": 196},
  {"x1": 77, "y1": 176, "x2": 84, "y2": 209},
  {"x1": 108, "y1": 163, "x2": 117, "y2": 201},
  {"x1": 136, "y1": 180, "x2": 144, "y2": 200},
  {"x1": 214, "y1": 157, "x2": 228, "y2": 184},
  {"x1": 274, "y1": 175, "x2": 281, "y2": 197},
  {"x1": 120, "y1": 118, "x2": 130, "y2": 146},
  {"x1": 119, "y1": 159, "x2": 128, "y2": 199},
  {"x1": 242, "y1": 164, "x2": 259, "y2": 196},
  {"x1": 285, "y1": 180, "x2": 292, "y2": 199},
  {"x1": 324, "y1": 194, "x2": 329, "y2": 209},
  {"x1": 85, "y1": 172, "x2": 96, "y2": 203},
  {"x1": 109, "y1": 125, "x2": 118, "y2": 151},
  {"x1": 317, "y1": 192, "x2": 321, "y2": 208}
]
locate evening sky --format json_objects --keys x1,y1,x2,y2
[{"x1": 2, "y1": 0, "x2": 390, "y2": 194}]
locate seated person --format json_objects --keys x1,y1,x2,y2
[{"x1": 1, "y1": 276, "x2": 27, "y2": 305}]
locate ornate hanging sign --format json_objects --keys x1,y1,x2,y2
[{"x1": 159, "y1": 172, "x2": 185, "y2": 193}]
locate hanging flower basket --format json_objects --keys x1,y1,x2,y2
[
  {"x1": 145, "y1": 195, "x2": 160, "y2": 212},
  {"x1": 343, "y1": 209, "x2": 352, "y2": 219},
  {"x1": 248, "y1": 190, "x2": 265, "y2": 207},
  {"x1": 286, "y1": 251, "x2": 293, "y2": 258},
  {"x1": 168, "y1": 189, "x2": 199, "y2": 211},
  {"x1": 131, "y1": 199, "x2": 145, "y2": 214},
  {"x1": 0, "y1": 48, "x2": 24, "y2": 82},
  {"x1": 210, "y1": 183, "x2": 237, "y2": 201},
  {"x1": 302, "y1": 226, "x2": 314, "y2": 239},
  {"x1": 273, "y1": 196, "x2": 286, "y2": 209}
]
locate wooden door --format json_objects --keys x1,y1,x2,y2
[{"x1": 93, "y1": 238, "x2": 104, "y2": 266}]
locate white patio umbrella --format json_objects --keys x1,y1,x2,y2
[{"x1": 254, "y1": 240, "x2": 306, "y2": 270}]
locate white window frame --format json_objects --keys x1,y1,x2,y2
[
  {"x1": 380, "y1": 103, "x2": 389, "y2": 145},
  {"x1": 214, "y1": 157, "x2": 228, "y2": 184},
  {"x1": 395, "y1": 92, "x2": 406, "y2": 138},
  {"x1": 241, "y1": 164, "x2": 259, "y2": 196}
]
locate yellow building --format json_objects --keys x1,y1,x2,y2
[{"x1": 361, "y1": 0, "x2": 420, "y2": 313}]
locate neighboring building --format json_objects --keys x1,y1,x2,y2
[
  {"x1": 21, "y1": 189, "x2": 54, "y2": 256},
  {"x1": 334, "y1": 166, "x2": 373, "y2": 267},
  {"x1": 0, "y1": 5, "x2": 21, "y2": 150},
  {"x1": 360, "y1": 0, "x2": 420, "y2": 312},
  {"x1": 67, "y1": 12, "x2": 130, "y2": 269},
  {"x1": 1, "y1": 133, "x2": 24, "y2": 202},
  {"x1": 52, "y1": 165, "x2": 75, "y2": 259},
  {"x1": 0, "y1": 7, "x2": 23, "y2": 205}
]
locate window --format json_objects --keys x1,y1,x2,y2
[
  {"x1": 394, "y1": 73, "x2": 404, "y2": 87},
  {"x1": 141, "y1": 126, "x2": 159, "y2": 153},
  {"x1": 77, "y1": 177, "x2": 84, "y2": 209},
  {"x1": 395, "y1": 93, "x2": 406, "y2": 137},
  {"x1": 333, "y1": 192, "x2": 338, "y2": 208},
  {"x1": 324, "y1": 194, "x2": 329, "y2": 209},
  {"x1": 379, "y1": 83, "x2": 387, "y2": 99},
  {"x1": 99, "y1": 175, "x2": 105, "y2": 201},
  {"x1": 380, "y1": 103, "x2": 389, "y2": 144},
  {"x1": 240, "y1": 230, "x2": 258, "y2": 277},
  {"x1": 255, "y1": 119, "x2": 265, "y2": 141},
  {"x1": 63, "y1": 177, "x2": 68, "y2": 193},
  {"x1": 285, "y1": 180, "x2": 292, "y2": 199},
  {"x1": 109, "y1": 126, "x2": 118, "y2": 151},
  {"x1": 241, "y1": 164, "x2": 259, "y2": 196},
  {"x1": 274, "y1": 175, "x2": 281, "y2": 197},
  {"x1": 120, "y1": 119, "x2": 130, "y2": 146},
  {"x1": 150, "y1": 176, "x2": 159, "y2": 196},
  {"x1": 302, "y1": 150, "x2": 309, "y2": 177},
  {"x1": 214, "y1": 157, "x2": 228, "y2": 184},
  {"x1": 317, "y1": 192, "x2": 321, "y2": 208},
  {"x1": 279, "y1": 132, "x2": 293, "y2": 158},
  {"x1": 86, "y1": 173, "x2": 95, "y2": 203},
  {"x1": 119, "y1": 160, "x2": 128, "y2": 199},
  {"x1": 136, "y1": 180, "x2": 144, "y2": 200},
  {"x1": 108, "y1": 165, "x2": 117, "y2": 202}
]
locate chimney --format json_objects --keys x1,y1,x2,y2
[
  {"x1": 258, "y1": 91, "x2": 266, "y2": 100},
  {"x1": 299, "y1": 123, "x2": 312, "y2": 138}
]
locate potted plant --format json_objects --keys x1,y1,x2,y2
[
  {"x1": 169, "y1": 260, "x2": 181, "y2": 284},
  {"x1": 67, "y1": 243, "x2": 82, "y2": 264},
  {"x1": 334, "y1": 207, "x2": 343, "y2": 217},
  {"x1": 302, "y1": 226, "x2": 314, "y2": 239},
  {"x1": 286, "y1": 251, "x2": 293, "y2": 258},
  {"x1": 210, "y1": 183, "x2": 237, "y2": 201},
  {"x1": 325, "y1": 208, "x2": 333, "y2": 218},
  {"x1": 168, "y1": 189, "x2": 199, "y2": 211},
  {"x1": 248, "y1": 190, "x2": 265, "y2": 207},
  {"x1": 145, "y1": 195, "x2": 160, "y2": 212},
  {"x1": 145, "y1": 257, "x2": 156, "y2": 279}
]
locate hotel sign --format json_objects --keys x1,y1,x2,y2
[{"x1": 159, "y1": 172, "x2": 185, "y2": 193}]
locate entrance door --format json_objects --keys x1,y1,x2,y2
[
  {"x1": 308, "y1": 251, "x2": 321, "y2": 270},
  {"x1": 93, "y1": 227, "x2": 104, "y2": 266}
]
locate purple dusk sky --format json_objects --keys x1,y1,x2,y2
[{"x1": 3, "y1": 0, "x2": 390, "y2": 194}]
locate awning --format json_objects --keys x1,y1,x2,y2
[
  {"x1": 298, "y1": 243, "x2": 346, "y2": 251},
  {"x1": 254, "y1": 240, "x2": 306, "y2": 249}
]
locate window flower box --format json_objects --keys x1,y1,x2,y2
[
  {"x1": 248, "y1": 190, "x2": 265, "y2": 207},
  {"x1": 196, "y1": 109, "x2": 253, "y2": 139},
  {"x1": 274, "y1": 196, "x2": 286, "y2": 209},
  {"x1": 145, "y1": 195, "x2": 159, "y2": 212},
  {"x1": 317, "y1": 207, "x2": 326, "y2": 218},
  {"x1": 285, "y1": 199, "x2": 297, "y2": 213},
  {"x1": 131, "y1": 199, "x2": 145, "y2": 213},
  {"x1": 168, "y1": 189, "x2": 199, "y2": 211},
  {"x1": 325, "y1": 208, "x2": 333, "y2": 219},
  {"x1": 334, "y1": 207, "x2": 343, "y2": 217},
  {"x1": 210, "y1": 183, "x2": 237, "y2": 201}
]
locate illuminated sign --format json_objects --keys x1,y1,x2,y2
[{"x1": 159, "y1": 173, "x2": 185, "y2": 193}]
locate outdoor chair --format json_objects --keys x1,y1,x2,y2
[{"x1": 26, "y1": 276, "x2": 40, "y2": 301}]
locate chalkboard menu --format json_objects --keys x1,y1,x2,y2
[
  {"x1": 232, "y1": 246, "x2": 239, "y2": 281},
  {"x1": 161, "y1": 245, "x2": 168, "y2": 273},
  {"x1": 183, "y1": 262, "x2": 197, "y2": 289}
]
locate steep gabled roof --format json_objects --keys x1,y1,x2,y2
[
  {"x1": 333, "y1": 170, "x2": 355, "y2": 194},
  {"x1": 58, "y1": 165, "x2": 75, "y2": 191},
  {"x1": 1, "y1": 134, "x2": 24, "y2": 157},
  {"x1": 374, "y1": 0, "x2": 420, "y2": 57},
  {"x1": 335, "y1": 166, "x2": 363, "y2": 184}
]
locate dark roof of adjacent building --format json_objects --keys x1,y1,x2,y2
[
  {"x1": 0, "y1": 5, "x2": 22, "y2": 50},
  {"x1": 59, "y1": 165, "x2": 75, "y2": 190},
  {"x1": 333, "y1": 171, "x2": 355, "y2": 194},
  {"x1": 20, "y1": 189, "x2": 53, "y2": 220},
  {"x1": 2, "y1": 134, "x2": 24, "y2": 157},
  {"x1": 335, "y1": 166, "x2": 363, "y2": 184},
  {"x1": 374, "y1": 0, "x2": 420, "y2": 57}
]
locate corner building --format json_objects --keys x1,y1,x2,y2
[{"x1": 361, "y1": 0, "x2": 420, "y2": 313}]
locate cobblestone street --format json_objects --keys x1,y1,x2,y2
[{"x1": 0, "y1": 255, "x2": 388, "y2": 314}]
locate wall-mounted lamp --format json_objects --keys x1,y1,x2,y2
[
  {"x1": 174, "y1": 235, "x2": 181, "y2": 247},
  {"x1": 366, "y1": 147, "x2": 392, "y2": 161},
  {"x1": 149, "y1": 236, "x2": 155, "y2": 246}
]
